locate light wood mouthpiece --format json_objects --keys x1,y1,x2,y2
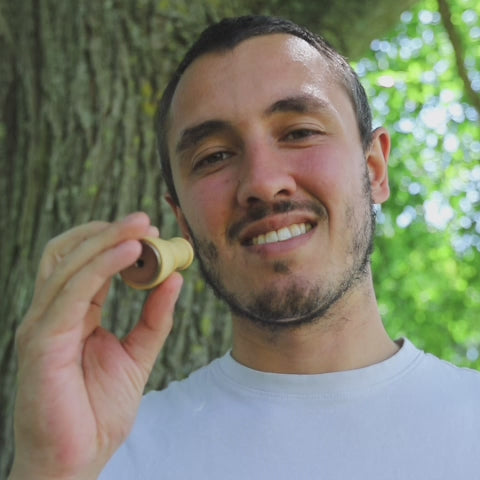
[{"x1": 120, "y1": 237, "x2": 194, "y2": 290}]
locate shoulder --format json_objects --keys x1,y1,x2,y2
[
  {"x1": 403, "y1": 339, "x2": 480, "y2": 408},
  {"x1": 422, "y1": 349, "x2": 480, "y2": 390}
]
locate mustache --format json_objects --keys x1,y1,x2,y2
[{"x1": 227, "y1": 200, "x2": 327, "y2": 242}]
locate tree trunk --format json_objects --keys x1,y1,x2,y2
[{"x1": 0, "y1": 0, "x2": 417, "y2": 475}]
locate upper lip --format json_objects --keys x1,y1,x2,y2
[{"x1": 237, "y1": 214, "x2": 318, "y2": 246}]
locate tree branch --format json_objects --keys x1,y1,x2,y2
[{"x1": 437, "y1": 0, "x2": 480, "y2": 118}]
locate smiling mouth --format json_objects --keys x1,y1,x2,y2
[{"x1": 249, "y1": 222, "x2": 314, "y2": 246}]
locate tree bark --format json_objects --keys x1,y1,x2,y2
[
  {"x1": 0, "y1": 0, "x2": 417, "y2": 475},
  {"x1": 437, "y1": 0, "x2": 480, "y2": 118}
]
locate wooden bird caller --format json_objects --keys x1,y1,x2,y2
[{"x1": 120, "y1": 237, "x2": 194, "y2": 290}]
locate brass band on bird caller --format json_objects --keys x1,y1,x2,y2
[{"x1": 120, "y1": 237, "x2": 194, "y2": 290}]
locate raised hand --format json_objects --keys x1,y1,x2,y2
[{"x1": 9, "y1": 213, "x2": 183, "y2": 480}]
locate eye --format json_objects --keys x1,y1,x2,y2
[
  {"x1": 192, "y1": 150, "x2": 233, "y2": 172},
  {"x1": 282, "y1": 127, "x2": 324, "y2": 142}
]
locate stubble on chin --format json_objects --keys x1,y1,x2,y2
[
  {"x1": 185, "y1": 170, "x2": 376, "y2": 332},
  {"x1": 273, "y1": 261, "x2": 291, "y2": 274},
  {"x1": 187, "y1": 231, "x2": 340, "y2": 332}
]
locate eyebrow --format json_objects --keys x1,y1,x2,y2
[
  {"x1": 265, "y1": 94, "x2": 331, "y2": 116},
  {"x1": 174, "y1": 94, "x2": 332, "y2": 155},
  {"x1": 175, "y1": 120, "x2": 233, "y2": 155}
]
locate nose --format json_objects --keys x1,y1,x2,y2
[{"x1": 236, "y1": 143, "x2": 297, "y2": 207}]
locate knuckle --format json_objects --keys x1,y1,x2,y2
[
  {"x1": 40, "y1": 238, "x2": 62, "y2": 267},
  {"x1": 43, "y1": 235, "x2": 61, "y2": 255}
]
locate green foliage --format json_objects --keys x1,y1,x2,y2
[{"x1": 354, "y1": 0, "x2": 480, "y2": 368}]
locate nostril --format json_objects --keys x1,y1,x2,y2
[
  {"x1": 236, "y1": 171, "x2": 297, "y2": 207},
  {"x1": 276, "y1": 188, "x2": 293, "y2": 197}
]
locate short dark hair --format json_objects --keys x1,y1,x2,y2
[{"x1": 156, "y1": 15, "x2": 373, "y2": 205}]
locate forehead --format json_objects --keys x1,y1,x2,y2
[{"x1": 168, "y1": 34, "x2": 346, "y2": 143}]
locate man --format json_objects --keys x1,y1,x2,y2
[{"x1": 9, "y1": 16, "x2": 480, "y2": 480}]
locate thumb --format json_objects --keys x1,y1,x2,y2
[{"x1": 121, "y1": 272, "x2": 183, "y2": 380}]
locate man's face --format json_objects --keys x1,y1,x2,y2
[{"x1": 167, "y1": 34, "x2": 389, "y2": 328}]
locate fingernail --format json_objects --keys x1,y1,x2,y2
[
  {"x1": 148, "y1": 226, "x2": 160, "y2": 237},
  {"x1": 122, "y1": 212, "x2": 146, "y2": 225}
]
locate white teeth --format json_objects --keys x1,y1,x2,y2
[
  {"x1": 251, "y1": 223, "x2": 312, "y2": 246},
  {"x1": 255, "y1": 234, "x2": 266, "y2": 245},
  {"x1": 290, "y1": 224, "x2": 301, "y2": 236},
  {"x1": 277, "y1": 227, "x2": 292, "y2": 241},
  {"x1": 265, "y1": 231, "x2": 279, "y2": 243}
]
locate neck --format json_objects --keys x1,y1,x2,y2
[{"x1": 231, "y1": 279, "x2": 398, "y2": 374}]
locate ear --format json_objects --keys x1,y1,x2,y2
[
  {"x1": 165, "y1": 194, "x2": 192, "y2": 242},
  {"x1": 366, "y1": 127, "x2": 390, "y2": 204}
]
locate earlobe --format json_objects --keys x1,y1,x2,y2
[
  {"x1": 165, "y1": 194, "x2": 192, "y2": 242},
  {"x1": 367, "y1": 127, "x2": 390, "y2": 204}
]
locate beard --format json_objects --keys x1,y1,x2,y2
[{"x1": 186, "y1": 167, "x2": 376, "y2": 331}]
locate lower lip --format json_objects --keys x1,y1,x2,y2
[{"x1": 246, "y1": 227, "x2": 316, "y2": 257}]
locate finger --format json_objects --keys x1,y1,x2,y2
[
  {"x1": 35, "y1": 240, "x2": 144, "y2": 339},
  {"x1": 121, "y1": 272, "x2": 183, "y2": 380},
  {"x1": 37, "y1": 220, "x2": 159, "y2": 292},
  {"x1": 30, "y1": 213, "x2": 151, "y2": 321},
  {"x1": 90, "y1": 277, "x2": 112, "y2": 311},
  {"x1": 147, "y1": 225, "x2": 160, "y2": 238},
  {"x1": 83, "y1": 225, "x2": 160, "y2": 335},
  {"x1": 36, "y1": 221, "x2": 110, "y2": 287},
  {"x1": 81, "y1": 277, "x2": 112, "y2": 339}
]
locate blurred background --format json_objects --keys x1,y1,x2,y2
[{"x1": 0, "y1": 0, "x2": 478, "y2": 475}]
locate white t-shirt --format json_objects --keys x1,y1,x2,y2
[{"x1": 100, "y1": 339, "x2": 480, "y2": 479}]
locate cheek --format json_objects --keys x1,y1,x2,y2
[
  {"x1": 295, "y1": 145, "x2": 367, "y2": 239},
  {"x1": 295, "y1": 145, "x2": 350, "y2": 200},
  {"x1": 180, "y1": 176, "x2": 235, "y2": 237}
]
